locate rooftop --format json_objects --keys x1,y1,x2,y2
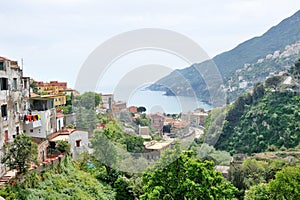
[{"x1": 145, "y1": 139, "x2": 174, "y2": 150}]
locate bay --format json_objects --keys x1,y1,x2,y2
[{"x1": 125, "y1": 89, "x2": 212, "y2": 114}]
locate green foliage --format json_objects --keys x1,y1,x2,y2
[
  {"x1": 134, "y1": 113, "x2": 151, "y2": 126},
  {"x1": 245, "y1": 165, "x2": 300, "y2": 200},
  {"x1": 252, "y1": 82, "x2": 265, "y2": 101},
  {"x1": 215, "y1": 90, "x2": 300, "y2": 154},
  {"x1": 92, "y1": 128, "x2": 118, "y2": 175},
  {"x1": 264, "y1": 76, "x2": 283, "y2": 90},
  {"x1": 141, "y1": 150, "x2": 237, "y2": 199},
  {"x1": 122, "y1": 136, "x2": 145, "y2": 153},
  {"x1": 268, "y1": 165, "x2": 300, "y2": 199},
  {"x1": 244, "y1": 183, "x2": 270, "y2": 200},
  {"x1": 203, "y1": 107, "x2": 227, "y2": 145},
  {"x1": 57, "y1": 105, "x2": 72, "y2": 114},
  {"x1": 228, "y1": 157, "x2": 293, "y2": 199},
  {"x1": 114, "y1": 177, "x2": 135, "y2": 200},
  {"x1": 30, "y1": 81, "x2": 39, "y2": 94},
  {"x1": 76, "y1": 107, "x2": 98, "y2": 134},
  {"x1": 78, "y1": 91, "x2": 101, "y2": 110},
  {"x1": 1, "y1": 134, "x2": 38, "y2": 174},
  {"x1": 55, "y1": 140, "x2": 71, "y2": 155},
  {"x1": 0, "y1": 156, "x2": 115, "y2": 200},
  {"x1": 191, "y1": 143, "x2": 232, "y2": 166},
  {"x1": 137, "y1": 106, "x2": 146, "y2": 113}
]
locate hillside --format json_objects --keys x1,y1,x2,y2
[
  {"x1": 215, "y1": 90, "x2": 300, "y2": 154},
  {"x1": 204, "y1": 62, "x2": 300, "y2": 154},
  {"x1": 0, "y1": 157, "x2": 115, "y2": 200},
  {"x1": 149, "y1": 10, "x2": 300, "y2": 103}
]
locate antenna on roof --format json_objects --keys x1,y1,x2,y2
[{"x1": 21, "y1": 58, "x2": 24, "y2": 70}]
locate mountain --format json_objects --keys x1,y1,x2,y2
[
  {"x1": 215, "y1": 85, "x2": 300, "y2": 154},
  {"x1": 149, "y1": 10, "x2": 300, "y2": 103}
]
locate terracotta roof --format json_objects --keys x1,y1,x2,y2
[{"x1": 0, "y1": 56, "x2": 11, "y2": 61}]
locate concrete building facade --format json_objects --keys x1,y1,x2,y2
[{"x1": 0, "y1": 57, "x2": 30, "y2": 176}]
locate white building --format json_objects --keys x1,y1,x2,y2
[{"x1": 23, "y1": 96, "x2": 57, "y2": 139}]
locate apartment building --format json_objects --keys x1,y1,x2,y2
[{"x1": 0, "y1": 57, "x2": 30, "y2": 176}]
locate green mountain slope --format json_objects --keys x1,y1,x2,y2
[
  {"x1": 149, "y1": 10, "x2": 300, "y2": 103},
  {"x1": 215, "y1": 90, "x2": 300, "y2": 154},
  {"x1": 0, "y1": 157, "x2": 115, "y2": 200}
]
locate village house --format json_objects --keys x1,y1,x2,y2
[
  {"x1": 99, "y1": 93, "x2": 114, "y2": 110},
  {"x1": 181, "y1": 108, "x2": 208, "y2": 127},
  {"x1": 144, "y1": 139, "x2": 174, "y2": 160},
  {"x1": 112, "y1": 101, "x2": 127, "y2": 113},
  {"x1": 0, "y1": 57, "x2": 30, "y2": 176},
  {"x1": 149, "y1": 113, "x2": 165, "y2": 133},
  {"x1": 35, "y1": 80, "x2": 67, "y2": 94},
  {"x1": 34, "y1": 80, "x2": 69, "y2": 107},
  {"x1": 42, "y1": 94, "x2": 66, "y2": 107},
  {"x1": 49, "y1": 129, "x2": 89, "y2": 160}
]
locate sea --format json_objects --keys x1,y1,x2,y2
[{"x1": 115, "y1": 89, "x2": 212, "y2": 114}]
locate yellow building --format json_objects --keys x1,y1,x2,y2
[
  {"x1": 35, "y1": 81, "x2": 67, "y2": 95},
  {"x1": 41, "y1": 94, "x2": 66, "y2": 107}
]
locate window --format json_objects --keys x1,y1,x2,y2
[
  {"x1": 0, "y1": 62, "x2": 4, "y2": 70},
  {"x1": 23, "y1": 79, "x2": 28, "y2": 89},
  {"x1": 4, "y1": 131, "x2": 8, "y2": 143},
  {"x1": 1, "y1": 104, "x2": 7, "y2": 120},
  {"x1": 13, "y1": 78, "x2": 17, "y2": 90},
  {"x1": 76, "y1": 140, "x2": 81, "y2": 147},
  {"x1": 30, "y1": 129, "x2": 33, "y2": 133},
  {"x1": 0, "y1": 78, "x2": 8, "y2": 90},
  {"x1": 14, "y1": 102, "x2": 18, "y2": 113},
  {"x1": 16, "y1": 127, "x2": 19, "y2": 135}
]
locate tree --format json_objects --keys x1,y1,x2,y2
[
  {"x1": 265, "y1": 76, "x2": 282, "y2": 91},
  {"x1": 55, "y1": 140, "x2": 71, "y2": 155},
  {"x1": 30, "y1": 81, "x2": 39, "y2": 94},
  {"x1": 268, "y1": 165, "x2": 300, "y2": 199},
  {"x1": 1, "y1": 134, "x2": 38, "y2": 174},
  {"x1": 123, "y1": 136, "x2": 144, "y2": 153},
  {"x1": 91, "y1": 129, "x2": 118, "y2": 174},
  {"x1": 140, "y1": 150, "x2": 237, "y2": 199},
  {"x1": 114, "y1": 177, "x2": 135, "y2": 200},
  {"x1": 290, "y1": 59, "x2": 300, "y2": 83},
  {"x1": 244, "y1": 183, "x2": 270, "y2": 200},
  {"x1": 137, "y1": 106, "x2": 146, "y2": 113},
  {"x1": 252, "y1": 82, "x2": 265, "y2": 101},
  {"x1": 79, "y1": 92, "x2": 101, "y2": 110}
]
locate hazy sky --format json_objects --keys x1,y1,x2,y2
[{"x1": 1, "y1": 0, "x2": 300, "y2": 90}]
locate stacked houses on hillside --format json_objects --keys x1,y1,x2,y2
[{"x1": 0, "y1": 56, "x2": 88, "y2": 177}]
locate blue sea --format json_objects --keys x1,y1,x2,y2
[{"x1": 116, "y1": 89, "x2": 212, "y2": 114}]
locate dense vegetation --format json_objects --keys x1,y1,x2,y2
[
  {"x1": 141, "y1": 149, "x2": 237, "y2": 199},
  {"x1": 1, "y1": 134, "x2": 38, "y2": 174},
  {"x1": 215, "y1": 89, "x2": 300, "y2": 154},
  {"x1": 0, "y1": 156, "x2": 115, "y2": 200},
  {"x1": 244, "y1": 165, "x2": 300, "y2": 200},
  {"x1": 228, "y1": 155, "x2": 299, "y2": 199}
]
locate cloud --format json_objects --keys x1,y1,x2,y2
[{"x1": 1, "y1": 0, "x2": 300, "y2": 88}]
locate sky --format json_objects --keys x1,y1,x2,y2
[{"x1": 1, "y1": 0, "x2": 300, "y2": 91}]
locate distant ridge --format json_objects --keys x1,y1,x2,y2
[{"x1": 149, "y1": 10, "x2": 300, "y2": 102}]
